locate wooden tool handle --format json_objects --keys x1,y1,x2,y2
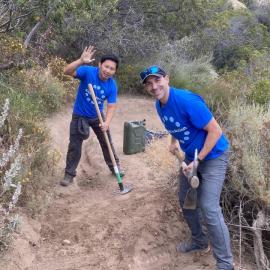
[
  {"x1": 174, "y1": 149, "x2": 184, "y2": 162},
  {"x1": 88, "y1": 84, "x2": 117, "y2": 168}
]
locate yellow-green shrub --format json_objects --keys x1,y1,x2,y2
[
  {"x1": 47, "y1": 57, "x2": 78, "y2": 101},
  {"x1": 249, "y1": 80, "x2": 270, "y2": 106},
  {"x1": 0, "y1": 34, "x2": 25, "y2": 65}
]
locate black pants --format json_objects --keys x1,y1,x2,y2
[{"x1": 65, "y1": 114, "x2": 119, "y2": 177}]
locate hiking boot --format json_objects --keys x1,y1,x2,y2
[
  {"x1": 60, "y1": 174, "x2": 74, "y2": 187},
  {"x1": 176, "y1": 240, "x2": 209, "y2": 253}
]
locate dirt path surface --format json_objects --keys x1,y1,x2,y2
[{"x1": 0, "y1": 96, "x2": 253, "y2": 270}]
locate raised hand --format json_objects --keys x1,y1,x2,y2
[{"x1": 80, "y1": 46, "x2": 96, "y2": 64}]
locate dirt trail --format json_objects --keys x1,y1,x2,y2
[{"x1": 0, "y1": 96, "x2": 252, "y2": 270}]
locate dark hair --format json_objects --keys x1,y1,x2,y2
[{"x1": 100, "y1": 54, "x2": 119, "y2": 70}]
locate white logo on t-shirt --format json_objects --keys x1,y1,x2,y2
[{"x1": 163, "y1": 114, "x2": 190, "y2": 143}]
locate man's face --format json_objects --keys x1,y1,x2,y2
[
  {"x1": 99, "y1": 60, "x2": 117, "y2": 81},
  {"x1": 144, "y1": 75, "x2": 170, "y2": 102}
]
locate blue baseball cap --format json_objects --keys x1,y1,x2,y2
[{"x1": 140, "y1": 65, "x2": 166, "y2": 83}]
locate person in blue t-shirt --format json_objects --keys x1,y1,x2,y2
[
  {"x1": 139, "y1": 66, "x2": 234, "y2": 270},
  {"x1": 60, "y1": 46, "x2": 123, "y2": 186}
]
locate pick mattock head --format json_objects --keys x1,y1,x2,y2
[
  {"x1": 120, "y1": 185, "x2": 133, "y2": 195},
  {"x1": 183, "y1": 188, "x2": 197, "y2": 209}
]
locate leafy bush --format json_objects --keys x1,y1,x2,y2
[
  {"x1": 7, "y1": 67, "x2": 65, "y2": 116},
  {"x1": 116, "y1": 64, "x2": 144, "y2": 94},
  {"x1": 47, "y1": 56, "x2": 68, "y2": 81},
  {"x1": 0, "y1": 34, "x2": 25, "y2": 66},
  {"x1": 204, "y1": 8, "x2": 270, "y2": 71},
  {"x1": 202, "y1": 51, "x2": 270, "y2": 114},
  {"x1": 47, "y1": 56, "x2": 77, "y2": 101},
  {"x1": 249, "y1": 80, "x2": 270, "y2": 106}
]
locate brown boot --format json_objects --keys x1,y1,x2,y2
[{"x1": 60, "y1": 174, "x2": 74, "y2": 186}]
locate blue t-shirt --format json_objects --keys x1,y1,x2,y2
[
  {"x1": 73, "y1": 66, "x2": 117, "y2": 118},
  {"x1": 156, "y1": 87, "x2": 229, "y2": 160}
]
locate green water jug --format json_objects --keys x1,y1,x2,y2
[{"x1": 123, "y1": 120, "x2": 146, "y2": 155}]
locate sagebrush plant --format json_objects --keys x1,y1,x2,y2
[
  {"x1": 227, "y1": 101, "x2": 270, "y2": 204},
  {"x1": 0, "y1": 99, "x2": 23, "y2": 251}
]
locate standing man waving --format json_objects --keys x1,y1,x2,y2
[{"x1": 60, "y1": 46, "x2": 123, "y2": 186}]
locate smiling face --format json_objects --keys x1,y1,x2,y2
[
  {"x1": 98, "y1": 60, "x2": 117, "y2": 81},
  {"x1": 144, "y1": 75, "x2": 170, "y2": 104}
]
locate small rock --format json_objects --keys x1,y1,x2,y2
[
  {"x1": 202, "y1": 261, "x2": 210, "y2": 267},
  {"x1": 29, "y1": 241, "x2": 37, "y2": 247},
  {"x1": 62, "y1": 239, "x2": 71, "y2": 245},
  {"x1": 193, "y1": 255, "x2": 200, "y2": 262}
]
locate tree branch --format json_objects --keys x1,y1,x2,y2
[{"x1": 23, "y1": 4, "x2": 56, "y2": 48}]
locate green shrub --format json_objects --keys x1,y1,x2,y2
[
  {"x1": 116, "y1": 64, "x2": 144, "y2": 94},
  {"x1": 47, "y1": 56, "x2": 68, "y2": 81},
  {"x1": 47, "y1": 57, "x2": 78, "y2": 102},
  {"x1": 249, "y1": 79, "x2": 270, "y2": 106},
  {"x1": 7, "y1": 67, "x2": 65, "y2": 116}
]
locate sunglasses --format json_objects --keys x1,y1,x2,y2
[{"x1": 140, "y1": 66, "x2": 166, "y2": 83}]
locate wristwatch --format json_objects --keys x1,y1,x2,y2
[{"x1": 198, "y1": 157, "x2": 204, "y2": 163}]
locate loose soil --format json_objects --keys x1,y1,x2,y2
[{"x1": 0, "y1": 96, "x2": 254, "y2": 270}]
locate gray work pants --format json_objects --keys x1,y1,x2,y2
[{"x1": 179, "y1": 152, "x2": 233, "y2": 270}]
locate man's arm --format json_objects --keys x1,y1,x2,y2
[
  {"x1": 182, "y1": 117, "x2": 222, "y2": 175},
  {"x1": 100, "y1": 104, "x2": 116, "y2": 132},
  {"x1": 63, "y1": 46, "x2": 96, "y2": 77},
  {"x1": 198, "y1": 117, "x2": 222, "y2": 161}
]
